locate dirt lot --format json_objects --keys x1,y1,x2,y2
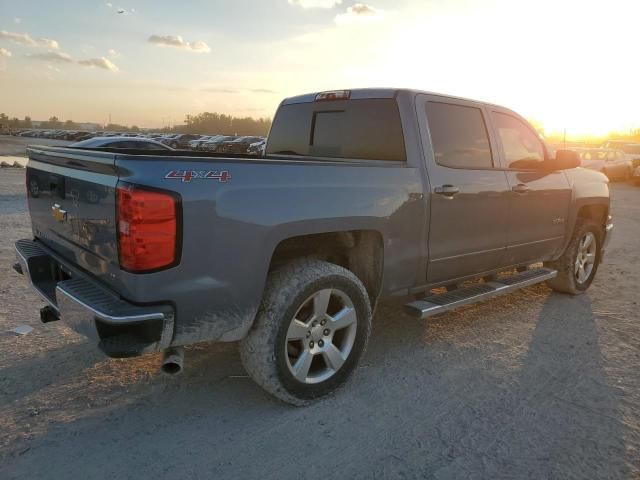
[
  {"x1": 0, "y1": 168, "x2": 638, "y2": 479},
  {"x1": 0, "y1": 135, "x2": 71, "y2": 157}
]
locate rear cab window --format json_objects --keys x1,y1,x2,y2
[{"x1": 266, "y1": 98, "x2": 406, "y2": 161}]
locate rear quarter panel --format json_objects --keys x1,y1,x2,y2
[{"x1": 115, "y1": 156, "x2": 424, "y2": 345}]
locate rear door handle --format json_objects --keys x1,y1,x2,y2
[
  {"x1": 512, "y1": 184, "x2": 530, "y2": 194},
  {"x1": 434, "y1": 185, "x2": 460, "y2": 197}
]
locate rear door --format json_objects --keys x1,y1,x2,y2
[
  {"x1": 417, "y1": 94, "x2": 510, "y2": 283},
  {"x1": 487, "y1": 108, "x2": 572, "y2": 264}
]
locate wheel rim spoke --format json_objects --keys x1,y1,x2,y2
[
  {"x1": 322, "y1": 344, "x2": 345, "y2": 371},
  {"x1": 575, "y1": 232, "x2": 597, "y2": 283},
  {"x1": 285, "y1": 288, "x2": 358, "y2": 384},
  {"x1": 292, "y1": 349, "x2": 313, "y2": 381},
  {"x1": 313, "y1": 289, "x2": 332, "y2": 318},
  {"x1": 330, "y1": 306, "x2": 357, "y2": 330},
  {"x1": 287, "y1": 319, "x2": 309, "y2": 341}
]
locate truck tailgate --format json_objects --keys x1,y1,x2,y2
[{"x1": 26, "y1": 146, "x2": 120, "y2": 290}]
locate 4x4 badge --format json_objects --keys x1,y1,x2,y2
[{"x1": 165, "y1": 170, "x2": 231, "y2": 183}]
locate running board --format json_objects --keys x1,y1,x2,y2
[{"x1": 404, "y1": 268, "x2": 557, "y2": 319}]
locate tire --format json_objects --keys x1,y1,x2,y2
[
  {"x1": 240, "y1": 259, "x2": 372, "y2": 405},
  {"x1": 545, "y1": 217, "x2": 603, "y2": 294}
]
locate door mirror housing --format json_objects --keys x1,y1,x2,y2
[{"x1": 549, "y1": 149, "x2": 581, "y2": 170}]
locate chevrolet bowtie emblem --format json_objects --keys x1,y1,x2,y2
[{"x1": 51, "y1": 204, "x2": 67, "y2": 223}]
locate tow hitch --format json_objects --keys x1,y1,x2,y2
[{"x1": 40, "y1": 305, "x2": 60, "y2": 323}]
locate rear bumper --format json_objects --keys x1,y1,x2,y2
[{"x1": 14, "y1": 239, "x2": 174, "y2": 358}]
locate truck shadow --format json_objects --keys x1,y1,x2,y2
[
  {"x1": 2, "y1": 288, "x2": 632, "y2": 479},
  {"x1": 423, "y1": 292, "x2": 630, "y2": 478}
]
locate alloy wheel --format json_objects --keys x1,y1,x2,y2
[
  {"x1": 575, "y1": 232, "x2": 597, "y2": 284},
  {"x1": 285, "y1": 288, "x2": 358, "y2": 384}
]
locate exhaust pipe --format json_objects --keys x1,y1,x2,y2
[{"x1": 161, "y1": 347, "x2": 184, "y2": 375}]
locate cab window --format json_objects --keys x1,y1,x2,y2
[
  {"x1": 492, "y1": 113, "x2": 545, "y2": 169},
  {"x1": 425, "y1": 102, "x2": 493, "y2": 169}
]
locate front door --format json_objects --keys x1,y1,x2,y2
[
  {"x1": 418, "y1": 95, "x2": 510, "y2": 284},
  {"x1": 488, "y1": 109, "x2": 572, "y2": 264}
]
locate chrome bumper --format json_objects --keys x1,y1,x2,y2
[
  {"x1": 14, "y1": 239, "x2": 174, "y2": 357},
  {"x1": 602, "y1": 216, "x2": 613, "y2": 258}
]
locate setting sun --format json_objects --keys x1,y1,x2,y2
[{"x1": 0, "y1": 0, "x2": 638, "y2": 137}]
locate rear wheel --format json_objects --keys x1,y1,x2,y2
[
  {"x1": 240, "y1": 259, "x2": 372, "y2": 405},
  {"x1": 545, "y1": 218, "x2": 602, "y2": 294}
]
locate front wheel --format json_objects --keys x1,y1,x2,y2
[
  {"x1": 240, "y1": 259, "x2": 372, "y2": 405},
  {"x1": 545, "y1": 218, "x2": 602, "y2": 294}
]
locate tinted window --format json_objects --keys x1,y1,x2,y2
[
  {"x1": 425, "y1": 102, "x2": 493, "y2": 169},
  {"x1": 492, "y1": 112, "x2": 545, "y2": 169},
  {"x1": 266, "y1": 98, "x2": 406, "y2": 161}
]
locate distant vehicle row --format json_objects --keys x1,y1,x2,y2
[{"x1": 8, "y1": 129, "x2": 267, "y2": 155}]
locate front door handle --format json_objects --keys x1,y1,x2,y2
[
  {"x1": 512, "y1": 184, "x2": 530, "y2": 194},
  {"x1": 434, "y1": 185, "x2": 460, "y2": 197}
]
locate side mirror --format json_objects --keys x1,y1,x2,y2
[{"x1": 550, "y1": 149, "x2": 581, "y2": 170}]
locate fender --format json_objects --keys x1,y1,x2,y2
[{"x1": 556, "y1": 168, "x2": 610, "y2": 257}]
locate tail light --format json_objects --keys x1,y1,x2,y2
[{"x1": 116, "y1": 183, "x2": 180, "y2": 272}]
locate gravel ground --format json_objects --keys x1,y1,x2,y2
[{"x1": 0, "y1": 168, "x2": 638, "y2": 479}]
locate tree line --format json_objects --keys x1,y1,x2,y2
[{"x1": 0, "y1": 111, "x2": 272, "y2": 136}]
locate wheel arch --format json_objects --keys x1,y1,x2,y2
[{"x1": 268, "y1": 230, "x2": 385, "y2": 310}]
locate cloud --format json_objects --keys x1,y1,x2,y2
[
  {"x1": 26, "y1": 51, "x2": 73, "y2": 63},
  {"x1": 0, "y1": 30, "x2": 59, "y2": 49},
  {"x1": 78, "y1": 57, "x2": 119, "y2": 72},
  {"x1": 334, "y1": 3, "x2": 384, "y2": 25},
  {"x1": 106, "y1": 2, "x2": 113, "y2": 7},
  {"x1": 200, "y1": 87, "x2": 279, "y2": 95},
  {"x1": 288, "y1": 0, "x2": 342, "y2": 7},
  {"x1": 148, "y1": 35, "x2": 210, "y2": 53},
  {"x1": 249, "y1": 88, "x2": 278, "y2": 94},
  {"x1": 0, "y1": 48, "x2": 11, "y2": 58},
  {"x1": 202, "y1": 87, "x2": 238, "y2": 94},
  {"x1": 13, "y1": 18, "x2": 21, "y2": 24},
  {"x1": 107, "y1": 48, "x2": 119, "y2": 57}
]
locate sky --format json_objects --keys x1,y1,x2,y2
[{"x1": 0, "y1": 0, "x2": 638, "y2": 135}]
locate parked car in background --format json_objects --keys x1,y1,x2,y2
[
  {"x1": 199, "y1": 135, "x2": 238, "y2": 152},
  {"x1": 217, "y1": 136, "x2": 264, "y2": 154},
  {"x1": 164, "y1": 134, "x2": 202, "y2": 149},
  {"x1": 602, "y1": 141, "x2": 640, "y2": 166},
  {"x1": 576, "y1": 148, "x2": 632, "y2": 181},
  {"x1": 70, "y1": 136, "x2": 174, "y2": 150},
  {"x1": 247, "y1": 139, "x2": 266, "y2": 156},
  {"x1": 188, "y1": 135, "x2": 217, "y2": 149}
]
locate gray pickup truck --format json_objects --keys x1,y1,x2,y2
[{"x1": 14, "y1": 89, "x2": 613, "y2": 405}]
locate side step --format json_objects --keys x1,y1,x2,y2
[{"x1": 405, "y1": 268, "x2": 557, "y2": 319}]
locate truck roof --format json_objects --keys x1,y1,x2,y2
[{"x1": 281, "y1": 88, "x2": 502, "y2": 109}]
